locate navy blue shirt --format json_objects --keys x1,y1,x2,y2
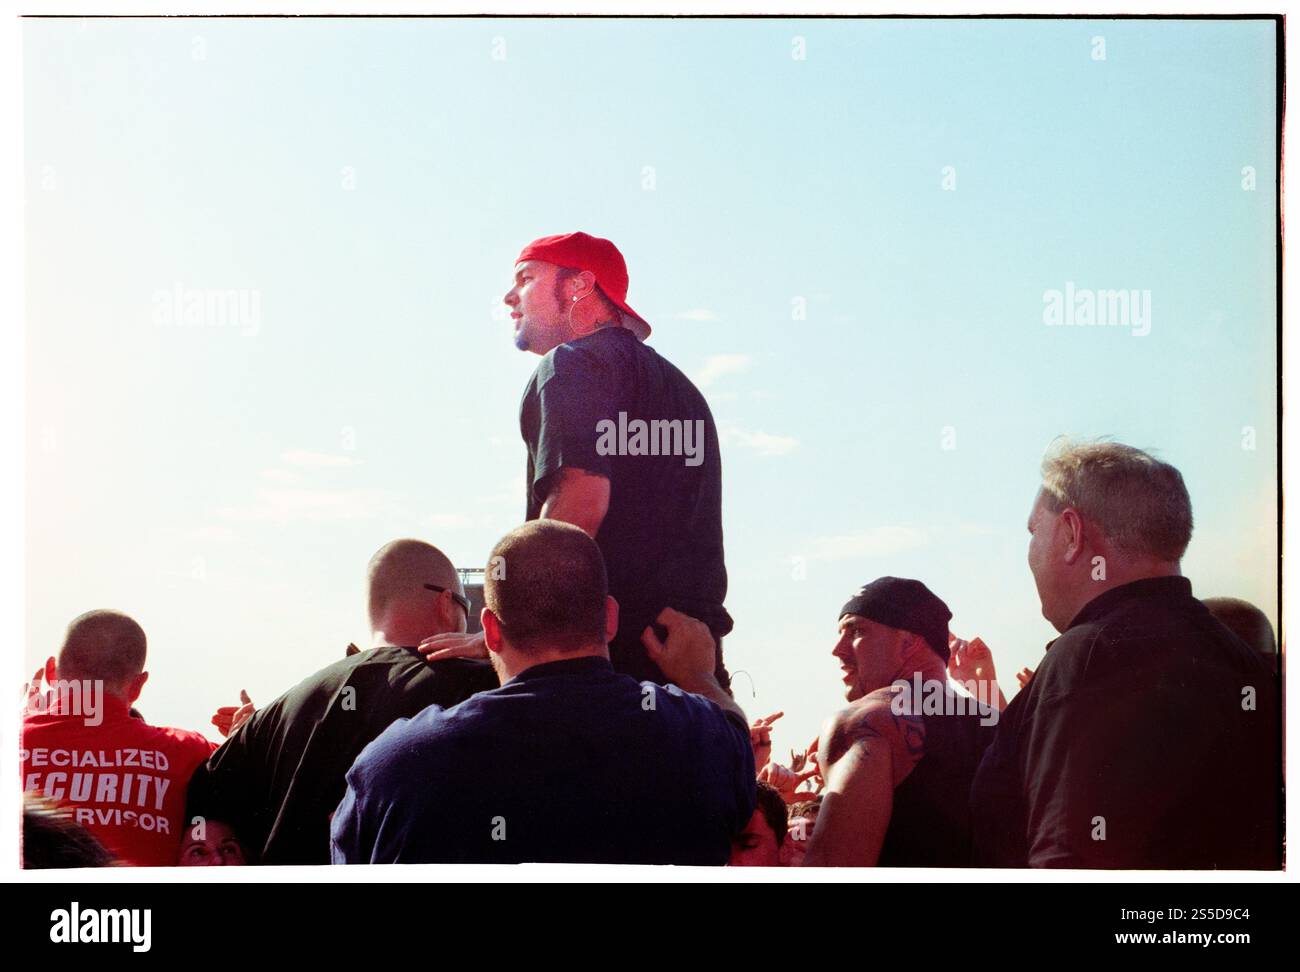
[
  {"x1": 520, "y1": 328, "x2": 732, "y2": 655},
  {"x1": 330, "y1": 656, "x2": 755, "y2": 864}
]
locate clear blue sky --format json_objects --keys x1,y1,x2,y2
[{"x1": 24, "y1": 17, "x2": 1278, "y2": 756}]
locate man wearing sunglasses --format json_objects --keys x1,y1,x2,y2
[{"x1": 186, "y1": 538, "x2": 499, "y2": 864}]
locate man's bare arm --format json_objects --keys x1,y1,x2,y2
[
  {"x1": 540, "y1": 468, "x2": 611, "y2": 539},
  {"x1": 801, "y1": 726, "x2": 894, "y2": 867},
  {"x1": 801, "y1": 686, "x2": 926, "y2": 866}
]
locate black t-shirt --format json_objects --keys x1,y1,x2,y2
[
  {"x1": 970, "y1": 577, "x2": 1281, "y2": 869},
  {"x1": 520, "y1": 326, "x2": 731, "y2": 651},
  {"x1": 877, "y1": 693, "x2": 997, "y2": 867},
  {"x1": 186, "y1": 647, "x2": 499, "y2": 864}
]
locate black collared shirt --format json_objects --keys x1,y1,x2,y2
[
  {"x1": 970, "y1": 577, "x2": 1280, "y2": 869},
  {"x1": 330, "y1": 656, "x2": 756, "y2": 864}
]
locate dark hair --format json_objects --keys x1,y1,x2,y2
[
  {"x1": 1203, "y1": 597, "x2": 1277, "y2": 657},
  {"x1": 755, "y1": 782, "x2": 789, "y2": 848},
  {"x1": 788, "y1": 795, "x2": 823, "y2": 821},
  {"x1": 485, "y1": 521, "x2": 608, "y2": 653},
  {"x1": 23, "y1": 795, "x2": 117, "y2": 869}
]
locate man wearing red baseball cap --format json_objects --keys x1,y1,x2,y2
[
  {"x1": 420, "y1": 231, "x2": 733, "y2": 689},
  {"x1": 510, "y1": 231, "x2": 653, "y2": 349}
]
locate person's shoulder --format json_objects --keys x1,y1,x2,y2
[
  {"x1": 228, "y1": 656, "x2": 360, "y2": 744},
  {"x1": 262, "y1": 651, "x2": 368, "y2": 712},
  {"x1": 930, "y1": 693, "x2": 1000, "y2": 752},
  {"x1": 365, "y1": 687, "x2": 489, "y2": 753},
  {"x1": 351, "y1": 708, "x2": 438, "y2": 775},
  {"x1": 548, "y1": 327, "x2": 640, "y2": 377},
  {"x1": 139, "y1": 721, "x2": 218, "y2": 760},
  {"x1": 645, "y1": 681, "x2": 747, "y2": 736},
  {"x1": 1031, "y1": 622, "x2": 1100, "y2": 687},
  {"x1": 352, "y1": 692, "x2": 491, "y2": 785}
]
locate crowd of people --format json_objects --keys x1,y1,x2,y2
[{"x1": 20, "y1": 231, "x2": 1283, "y2": 869}]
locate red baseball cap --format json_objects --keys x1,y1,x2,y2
[{"x1": 516, "y1": 231, "x2": 651, "y2": 341}]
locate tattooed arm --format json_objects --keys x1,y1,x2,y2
[{"x1": 801, "y1": 685, "x2": 925, "y2": 866}]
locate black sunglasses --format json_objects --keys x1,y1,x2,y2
[{"x1": 424, "y1": 584, "x2": 472, "y2": 616}]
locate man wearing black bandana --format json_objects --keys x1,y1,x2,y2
[{"x1": 807, "y1": 577, "x2": 996, "y2": 866}]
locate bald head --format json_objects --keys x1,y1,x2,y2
[
  {"x1": 57, "y1": 611, "x2": 147, "y2": 693},
  {"x1": 367, "y1": 539, "x2": 464, "y2": 643}
]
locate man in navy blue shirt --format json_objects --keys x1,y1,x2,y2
[{"x1": 330, "y1": 520, "x2": 755, "y2": 865}]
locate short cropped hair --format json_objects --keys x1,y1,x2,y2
[
  {"x1": 484, "y1": 520, "x2": 608, "y2": 653},
  {"x1": 1203, "y1": 597, "x2": 1277, "y2": 657},
  {"x1": 755, "y1": 782, "x2": 789, "y2": 848},
  {"x1": 1039, "y1": 438, "x2": 1193, "y2": 561},
  {"x1": 57, "y1": 610, "x2": 147, "y2": 690}
]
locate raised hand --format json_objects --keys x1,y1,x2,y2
[
  {"x1": 212, "y1": 689, "x2": 255, "y2": 738},
  {"x1": 948, "y1": 634, "x2": 997, "y2": 684},
  {"x1": 640, "y1": 607, "x2": 717, "y2": 690},
  {"x1": 641, "y1": 607, "x2": 748, "y2": 728},
  {"x1": 949, "y1": 634, "x2": 1007, "y2": 710},
  {"x1": 22, "y1": 665, "x2": 47, "y2": 713},
  {"x1": 758, "y1": 760, "x2": 820, "y2": 803},
  {"x1": 749, "y1": 711, "x2": 783, "y2": 770}
]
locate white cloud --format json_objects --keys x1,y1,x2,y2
[
  {"x1": 719, "y1": 423, "x2": 799, "y2": 457},
  {"x1": 694, "y1": 353, "x2": 753, "y2": 388},
  {"x1": 474, "y1": 475, "x2": 528, "y2": 507},
  {"x1": 184, "y1": 524, "x2": 237, "y2": 544},
  {"x1": 803, "y1": 526, "x2": 933, "y2": 563},
  {"x1": 279, "y1": 449, "x2": 359, "y2": 469},
  {"x1": 215, "y1": 487, "x2": 397, "y2": 523},
  {"x1": 673, "y1": 308, "x2": 720, "y2": 322},
  {"x1": 260, "y1": 468, "x2": 300, "y2": 485},
  {"x1": 796, "y1": 523, "x2": 996, "y2": 563}
]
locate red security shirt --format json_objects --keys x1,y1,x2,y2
[{"x1": 21, "y1": 694, "x2": 216, "y2": 867}]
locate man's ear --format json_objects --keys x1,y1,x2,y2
[
  {"x1": 441, "y1": 589, "x2": 466, "y2": 634},
  {"x1": 604, "y1": 596, "x2": 619, "y2": 645},
  {"x1": 126, "y1": 670, "x2": 149, "y2": 705},
  {"x1": 44, "y1": 656, "x2": 57, "y2": 684},
  {"x1": 1060, "y1": 508, "x2": 1086, "y2": 564},
  {"x1": 572, "y1": 269, "x2": 598, "y2": 301},
  {"x1": 901, "y1": 631, "x2": 932, "y2": 670},
  {"x1": 482, "y1": 609, "x2": 504, "y2": 655}
]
